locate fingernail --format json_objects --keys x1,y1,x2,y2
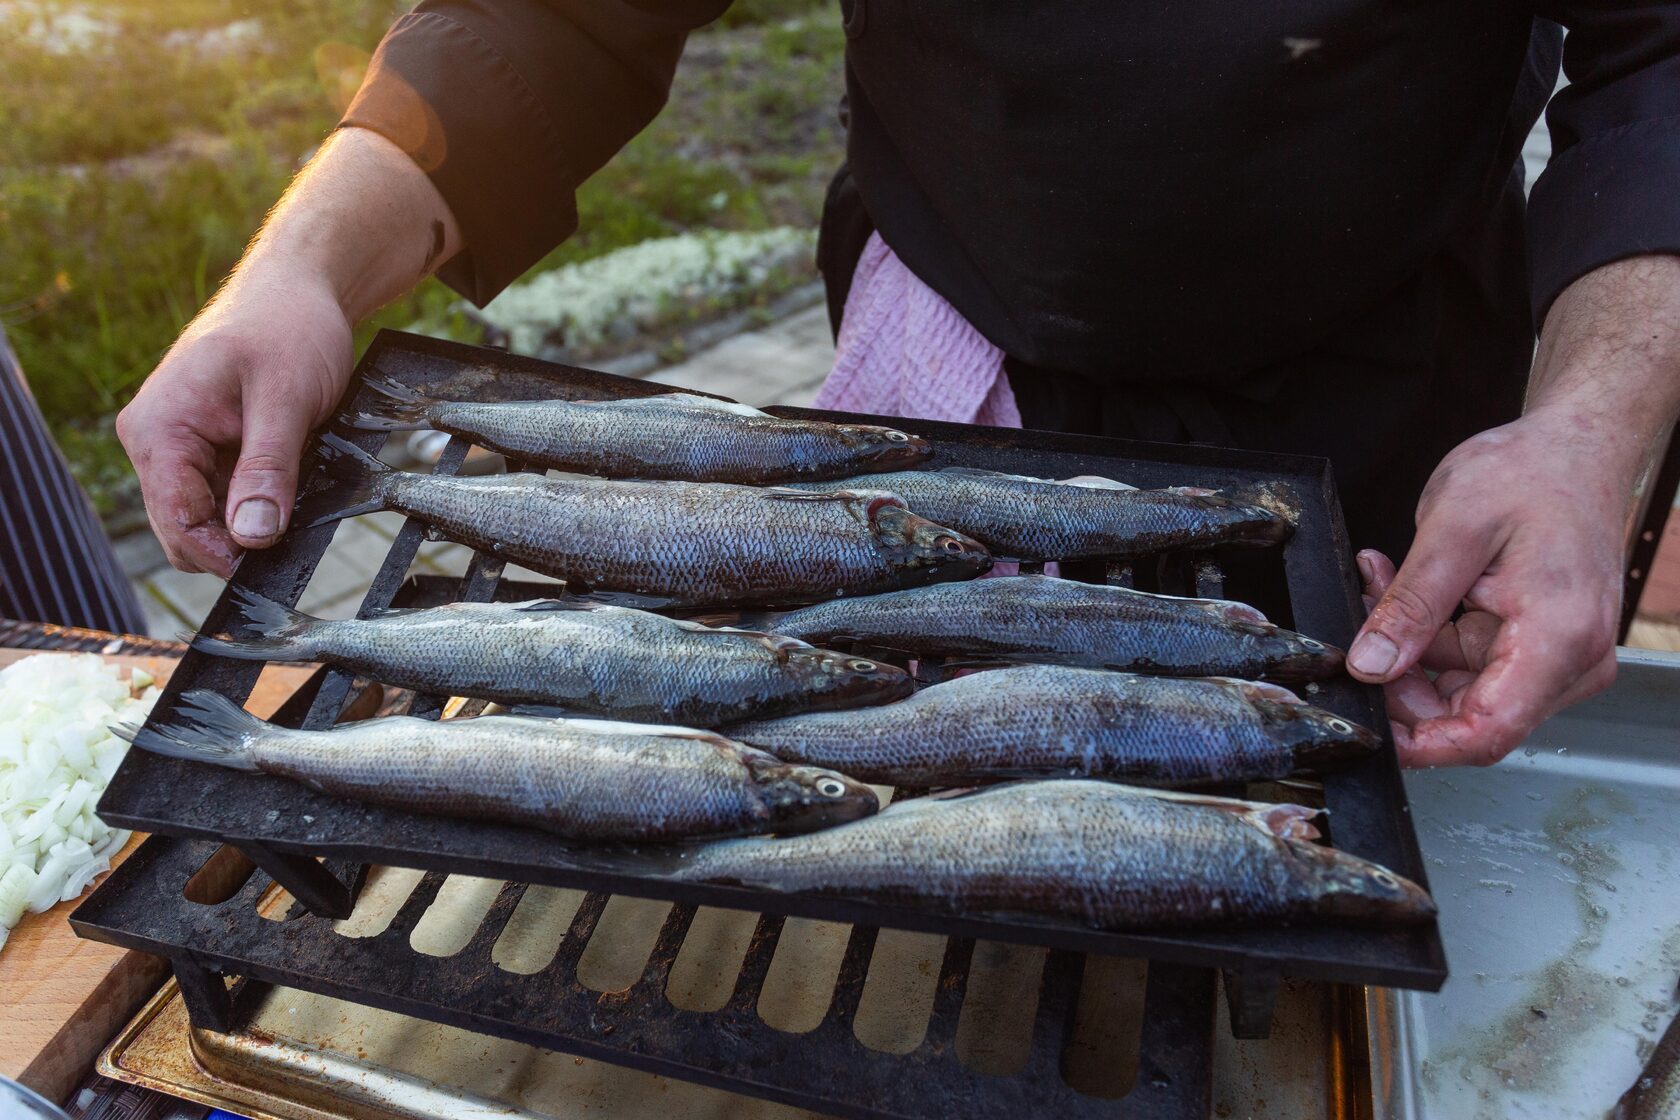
[
  {"x1": 231, "y1": 498, "x2": 280, "y2": 540},
  {"x1": 1348, "y1": 632, "x2": 1399, "y2": 678},
  {"x1": 1356, "y1": 553, "x2": 1373, "y2": 584}
]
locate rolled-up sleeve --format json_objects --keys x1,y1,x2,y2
[
  {"x1": 341, "y1": 0, "x2": 729, "y2": 305},
  {"x1": 1527, "y1": 3, "x2": 1680, "y2": 326}
]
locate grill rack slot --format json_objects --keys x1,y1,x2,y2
[{"x1": 77, "y1": 330, "x2": 1446, "y2": 1119}]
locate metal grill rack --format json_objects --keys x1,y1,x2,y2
[{"x1": 77, "y1": 330, "x2": 1445, "y2": 1119}]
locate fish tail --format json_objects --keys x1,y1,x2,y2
[
  {"x1": 342, "y1": 373, "x2": 437, "y2": 431},
  {"x1": 190, "y1": 587, "x2": 320, "y2": 661},
  {"x1": 111, "y1": 690, "x2": 269, "y2": 771},
  {"x1": 291, "y1": 433, "x2": 392, "y2": 527}
]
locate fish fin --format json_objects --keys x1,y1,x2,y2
[
  {"x1": 683, "y1": 609, "x2": 780, "y2": 632},
  {"x1": 506, "y1": 702, "x2": 593, "y2": 720},
  {"x1": 760, "y1": 487, "x2": 884, "y2": 502},
  {"x1": 1137, "y1": 787, "x2": 1324, "y2": 841},
  {"x1": 933, "y1": 466, "x2": 1052, "y2": 484},
  {"x1": 548, "y1": 717, "x2": 743, "y2": 748},
  {"x1": 1056, "y1": 474, "x2": 1140, "y2": 491},
  {"x1": 292, "y1": 433, "x2": 392, "y2": 527},
  {"x1": 567, "y1": 589, "x2": 683, "y2": 611},
  {"x1": 631, "y1": 393, "x2": 766, "y2": 417},
  {"x1": 1206, "y1": 678, "x2": 1307, "y2": 705},
  {"x1": 511, "y1": 598, "x2": 602, "y2": 614},
  {"x1": 190, "y1": 587, "x2": 319, "y2": 661},
  {"x1": 341, "y1": 373, "x2": 437, "y2": 431},
  {"x1": 111, "y1": 690, "x2": 267, "y2": 771}
]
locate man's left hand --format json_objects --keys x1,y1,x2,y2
[{"x1": 1347, "y1": 409, "x2": 1623, "y2": 766}]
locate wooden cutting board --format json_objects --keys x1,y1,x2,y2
[{"x1": 0, "y1": 649, "x2": 317, "y2": 1105}]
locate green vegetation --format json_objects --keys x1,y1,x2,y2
[{"x1": 0, "y1": 0, "x2": 845, "y2": 515}]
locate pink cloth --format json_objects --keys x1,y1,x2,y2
[{"x1": 814, "y1": 233, "x2": 1021, "y2": 427}]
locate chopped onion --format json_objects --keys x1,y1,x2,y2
[{"x1": 0, "y1": 654, "x2": 157, "y2": 954}]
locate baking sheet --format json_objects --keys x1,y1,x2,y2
[{"x1": 1373, "y1": 647, "x2": 1680, "y2": 1120}]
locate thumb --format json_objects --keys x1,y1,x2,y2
[
  {"x1": 224, "y1": 400, "x2": 314, "y2": 549},
  {"x1": 1348, "y1": 518, "x2": 1492, "y2": 683}
]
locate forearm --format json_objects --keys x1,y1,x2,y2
[
  {"x1": 1526, "y1": 255, "x2": 1680, "y2": 493},
  {"x1": 221, "y1": 127, "x2": 463, "y2": 325}
]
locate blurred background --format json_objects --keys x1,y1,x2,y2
[{"x1": 0, "y1": 0, "x2": 843, "y2": 527}]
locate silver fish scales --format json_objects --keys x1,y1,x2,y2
[
  {"x1": 726, "y1": 665, "x2": 1380, "y2": 787},
  {"x1": 119, "y1": 692, "x2": 879, "y2": 840},
  {"x1": 344, "y1": 378, "x2": 930, "y2": 484},
  {"x1": 293, "y1": 434, "x2": 991, "y2": 608},
  {"x1": 192, "y1": 589, "x2": 912, "y2": 726},
  {"x1": 725, "y1": 574, "x2": 1344, "y2": 682},
  {"x1": 672, "y1": 780, "x2": 1436, "y2": 929},
  {"x1": 790, "y1": 467, "x2": 1291, "y2": 560}
]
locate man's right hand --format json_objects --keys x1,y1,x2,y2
[
  {"x1": 116, "y1": 271, "x2": 353, "y2": 576},
  {"x1": 116, "y1": 127, "x2": 463, "y2": 575}
]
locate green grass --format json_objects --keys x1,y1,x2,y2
[{"x1": 0, "y1": 0, "x2": 844, "y2": 515}]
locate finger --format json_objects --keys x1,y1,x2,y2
[
  {"x1": 1435, "y1": 669, "x2": 1477, "y2": 708},
  {"x1": 1349, "y1": 520, "x2": 1493, "y2": 684},
  {"x1": 1392, "y1": 720, "x2": 1417, "y2": 763},
  {"x1": 128, "y1": 433, "x2": 240, "y2": 578},
  {"x1": 1403, "y1": 612, "x2": 1613, "y2": 767},
  {"x1": 224, "y1": 395, "x2": 314, "y2": 549},
  {"x1": 1385, "y1": 666, "x2": 1450, "y2": 727},
  {"x1": 1416, "y1": 610, "x2": 1501, "y2": 674},
  {"x1": 1357, "y1": 549, "x2": 1396, "y2": 600}
]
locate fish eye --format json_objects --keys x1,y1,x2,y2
[
  {"x1": 816, "y1": 777, "x2": 848, "y2": 798},
  {"x1": 848, "y1": 659, "x2": 877, "y2": 673},
  {"x1": 1371, "y1": 870, "x2": 1397, "y2": 889},
  {"x1": 884, "y1": 431, "x2": 910, "y2": 442},
  {"x1": 936, "y1": 535, "x2": 967, "y2": 554},
  {"x1": 1327, "y1": 717, "x2": 1352, "y2": 734},
  {"x1": 1300, "y1": 638, "x2": 1323, "y2": 649}
]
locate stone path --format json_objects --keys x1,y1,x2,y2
[{"x1": 123, "y1": 303, "x2": 838, "y2": 638}]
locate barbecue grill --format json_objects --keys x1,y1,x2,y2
[{"x1": 74, "y1": 330, "x2": 1447, "y2": 1120}]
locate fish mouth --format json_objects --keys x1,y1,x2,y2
[
  {"x1": 1290, "y1": 722, "x2": 1383, "y2": 772},
  {"x1": 1320, "y1": 871, "x2": 1438, "y2": 924},
  {"x1": 1227, "y1": 504, "x2": 1296, "y2": 546},
  {"x1": 822, "y1": 658, "x2": 917, "y2": 709},
  {"x1": 1265, "y1": 636, "x2": 1346, "y2": 682},
  {"x1": 864, "y1": 432, "x2": 932, "y2": 467}
]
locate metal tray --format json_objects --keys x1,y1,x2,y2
[
  {"x1": 92, "y1": 329, "x2": 1445, "y2": 1003},
  {"x1": 1369, "y1": 648, "x2": 1680, "y2": 1120}
]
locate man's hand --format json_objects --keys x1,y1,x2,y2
[
  {"x1": 116, "y1": 274, "x2": 352, "y2": 575},
  {"x1": 1348, "y1": 255, "x2": 1680, "y2": 766},
  {"x1": 1350, "y1": 412, "x2": 1621, "y2": 765},
  {"x1": 116, "y1": 127, "x2": 462, "y2": 575}
]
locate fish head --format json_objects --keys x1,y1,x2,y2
[
  {"x1": 1218, "y1": 500, "x2": 1296, "y2": 546},
  {"x1": 1295, "y1": 844, "x2": 1438, "y2": 923},
  {"x1": 1245, "y1": 691, "x2": 1383, "y2": 771},
  {"x1": 782, "y1": 644, "x2": 917, "y2": 708},
  {"x1": 867, "y1": 499, "x2": 993, "y2": 582},
  {"x1": 835, "y1": 424, "x2": 932, "y2": 469},
  {"x1": 744, "y1": 753, "x2": 880, "y2": 833},
  {"x1": 1251, "y1": 627, "x2": 1346, "y2": 682}
]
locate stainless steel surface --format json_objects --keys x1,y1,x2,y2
[{"x1": 1373, "y1": 648, "x2": 1680, "y2": 1120}]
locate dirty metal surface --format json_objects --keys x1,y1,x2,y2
[{"x1": 1370, "y1": 649, "x2": 1680, "y2": 1120}]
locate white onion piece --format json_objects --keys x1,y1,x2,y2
[{"x1": 0, "y1": 654, "x2": 158, "y2": 953}]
